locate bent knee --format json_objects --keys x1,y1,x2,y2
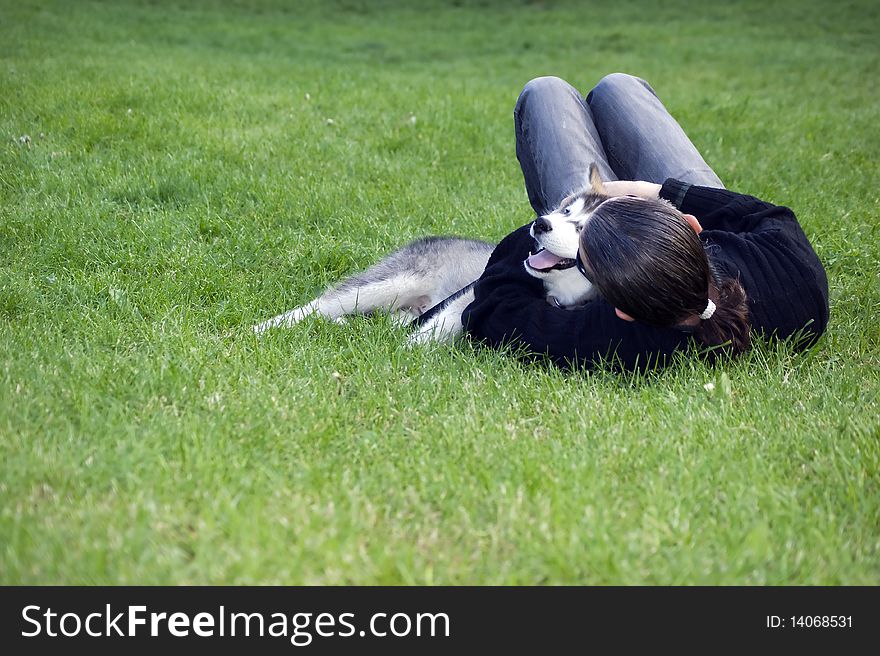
[
  {"x1": 590, "y1": 72, "x2": 649, "y2": 102},
  {"x1": 517, "y1": 76, "x2": 577, "y2": 106}
]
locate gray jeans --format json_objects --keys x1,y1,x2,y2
[{"x1": 514, "y1": 73, "x2": 724, "y2": 216}]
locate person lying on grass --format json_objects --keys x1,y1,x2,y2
[{"x1": 461, "y1": 73, "x2": 829, "y2": 370}]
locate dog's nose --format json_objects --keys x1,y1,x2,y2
[{"x1": 533, "y1": 216, "x2": 552, "y2": 234}]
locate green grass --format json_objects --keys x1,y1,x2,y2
[{"x1": 1, "y1": 0, "x2": 878, "y2": 584}]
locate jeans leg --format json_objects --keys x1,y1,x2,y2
[
  {"x1": 515, "y1": 76, "x2": 617, "y2": 217},
  {"x1": 586, "y1": 73, "x2": 724, "y2": 188}
]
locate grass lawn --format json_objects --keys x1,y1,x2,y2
[{"x1": 1, "y1": 0, "x2": 878, "y2": 584}]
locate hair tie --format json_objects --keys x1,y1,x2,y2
[{"x1": 700, "y1": 299, "x2": 716, "y2": 320}]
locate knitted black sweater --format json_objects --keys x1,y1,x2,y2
[{"x1": 461, "y1": 180, "x2": 829, "y2": 370}]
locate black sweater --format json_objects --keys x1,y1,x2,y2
[{"x1": 461, "y1": 180, "x2": 830, "y2": 370}]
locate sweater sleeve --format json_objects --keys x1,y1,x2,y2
[
  {"x1": 660, "y1": 179, "x2": 798, "y2": 234},
  {"x1": 461, "y1": 225, "x2": 690, "y2": 370}
]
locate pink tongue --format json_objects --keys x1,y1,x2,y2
[{"x1": 528, "y1": 249, "x2": 563, "y2": 270}]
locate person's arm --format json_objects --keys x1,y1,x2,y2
[
  {"x1": 657, "y1": 181, "x2": 829, "y2": 346},
  {"x1": 604, "y1": 178, "x2": 803, "y2": 236},
  {"x1": 601, "y1": 180, "x2": 662, "y2": 199},
  {"x1": 462, "y1": 225, "x2": 689, "y2": 370},
  {"x1": 660, "y1": 179, "x2": 803, "y2": 234}
]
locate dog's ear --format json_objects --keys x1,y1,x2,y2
[{"x1": 588, "y1": 163, "x2": 607, "y2": 195}]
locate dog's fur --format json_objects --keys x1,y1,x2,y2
[{"x1": 253, "y1": 165, "x2": 609, "y2": 343}]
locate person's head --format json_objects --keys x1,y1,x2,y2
[{"x1": 578, "y1": 195, "x2": 751, "y2": 355}]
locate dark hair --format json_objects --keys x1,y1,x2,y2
[{"x1": 579, "y1": 196, "x2": 751, "y2": 356}]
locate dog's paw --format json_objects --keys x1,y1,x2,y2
[
  {"x1": 253, "y1": 303, "x2": 318, "y2": 334},
  {"x1": 406, "y1": 312, "x2": 462, "y2": 347},
  {"x1": 388, "y1": 309, "x2": 418, "y2": 327},
  {"x1": 406, "y1": 326, "x2": 436, "y2": 346},
  {"x1": 406, "y1": 328, "x2": 438, "y2": 347}
]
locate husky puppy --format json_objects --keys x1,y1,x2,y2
[
  {"x1": 254, "y1": 165, "x2": 609, "y2": 343},
  {"x1": 410, "y1": 164, "x2": 608, "y2": 343}
]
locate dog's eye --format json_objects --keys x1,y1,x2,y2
[{"x1": 563, "y1": 207, "x2": 571, "y2": 216}]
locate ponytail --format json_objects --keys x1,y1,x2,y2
[{"x1": 694, "y1": 278, "x2": 751, "y2": 356}]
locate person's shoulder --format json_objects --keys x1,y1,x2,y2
[
  {"x1": 496, "y1": 222, "x2": 533, "y2": 246},
  {"x1": 484, "y1": 222, "x2": 534, "y2": 266}
]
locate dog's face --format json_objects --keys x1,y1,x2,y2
[{"x1": 523, "y1": 164, "x2": 608, "y2": 308}]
